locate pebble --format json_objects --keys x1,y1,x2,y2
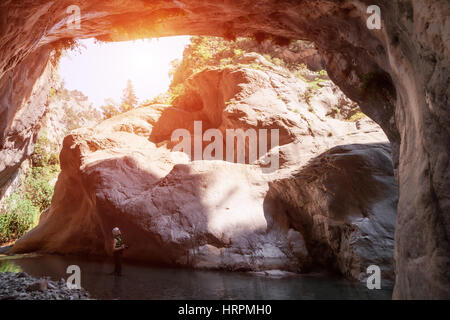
[{"x1": 0, "y1": 272, "x2": 91, "y2": 300}]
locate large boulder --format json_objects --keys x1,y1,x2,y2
[
  {"x1": 11, "y1": 109, "x2": 308, "y2": 271},
  {"x1": 267, "y1": 143, "x2": 397, "y2": 284}
]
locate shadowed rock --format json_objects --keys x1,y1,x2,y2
[{"x1": 267, "y1": 143, "x2": 397, "y2": 284}]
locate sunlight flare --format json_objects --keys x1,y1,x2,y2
[{"x1": 59, "y1": 36, "x2": 191, "y2": 107}]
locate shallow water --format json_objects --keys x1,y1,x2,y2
[{"x1": 0, "y1": 254, "x2": 392, "y2": 300}]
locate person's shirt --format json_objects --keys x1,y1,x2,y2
[{"x1": 114, "y1": 235, "x2": 123, "y2": 249}]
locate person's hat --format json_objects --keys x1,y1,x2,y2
[{"x1": 112, "y1": 227, "x2": 120, "y2": 236}]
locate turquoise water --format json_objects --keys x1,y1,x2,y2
[{"x1": 0, "y1": 254, "x2": 392, "y2": 300}]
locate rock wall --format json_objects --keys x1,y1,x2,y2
[
  {"x1": 0, "y1": 0, "x2": 448, "y2": 298},
  {"x1": 0, "y1": 48, "x2": 55, "y2": 198},
  {"x1": 39, "y1": 87, "x2": 101, "y2": 151},
  {"x1": 267, "y1": 143, "x2": 397, "y2": 284}
]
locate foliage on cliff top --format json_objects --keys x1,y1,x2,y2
[
  {"x1": 134, "y1": 37, "x2": 318, "y2": 106},
  {"x1": 169, "y1": 36, "x2": 315, "y2": 89},
  {"x1": 50, "y1": 38, "x2": 85, "y2": 68}
]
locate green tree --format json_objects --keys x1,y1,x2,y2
[
  {"x1": 100, "y1": 98, "x2": 120, "y2": 119},
  {"x1": 0, "y1": 193, "x2": 39, "y2": 243},
  {"x1": 120, "y1": 79, "x2": 138, "y2": 112}
]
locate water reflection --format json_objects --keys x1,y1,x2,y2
[{"x1": 0, "y1": 254, "x2": 392, "y2": 300}]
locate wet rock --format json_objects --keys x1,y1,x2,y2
[
  {"x1": 249, "y1": 269, "x2": 299, "y2": 278},
  {"x1": 26, "y1": 280, "x2": 47, "y2": 292}
]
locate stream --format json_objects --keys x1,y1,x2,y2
[{"x1": 0, "y1": 253, "x2": 392, "y2": 300}]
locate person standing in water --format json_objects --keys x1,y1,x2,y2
[{"x1": 112, "y1": 227, "x2": 127, "y2": 276}]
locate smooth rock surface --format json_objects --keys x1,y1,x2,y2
[{"x1": 267, "y1": 143, "x2": 397, "y2": 284}]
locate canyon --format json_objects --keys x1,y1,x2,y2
[{"x1": 0, "y1": 0, "x2": 449, "y2": 299}]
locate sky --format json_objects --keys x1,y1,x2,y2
[{"x1": 59, "y1": 36, "x2": 191, "y2": 107}]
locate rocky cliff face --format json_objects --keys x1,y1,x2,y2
[
  {"x1": 0, "y1": 49, "x2": 55, "y2": 200},
  {"x1": 267, "y1": 143, "x2": 397, "y2": 283},
  {"x1": 1, "y1": 83, "x2": 100, "y2": 207},
  {"x1": 0, "y1": 0, "x2": 448, "y2": 298},
  {"x1": 39, "y1": 87, "x2": 101, "y2": 152},
  {"x1": 11, "y1": 56, "x2": 395, "y2": 284}
]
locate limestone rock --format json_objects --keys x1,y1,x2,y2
[{"x1": 267, "y1": 143, "x2": 398, "y2": 284}]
